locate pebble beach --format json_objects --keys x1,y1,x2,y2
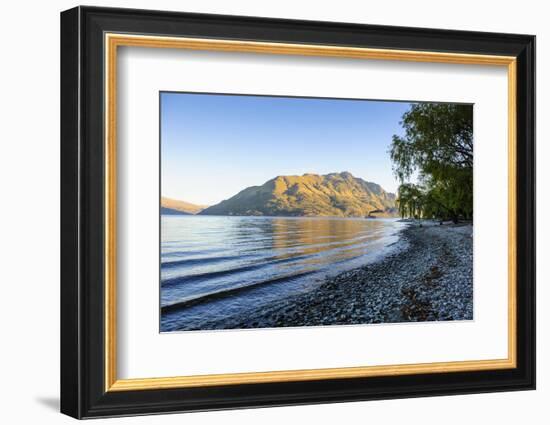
[{"x1": 201, "y1": 221, "x2": 473, "y2": 330}]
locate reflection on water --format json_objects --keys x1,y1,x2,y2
[{"x1": 160, "y1": 215, "x2": 404, "y2": 331}]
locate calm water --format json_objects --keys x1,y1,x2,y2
[{"x1": 160, "y1": 216, "x2": 405, "y2": 331}]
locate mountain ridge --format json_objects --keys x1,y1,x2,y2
[
  {"x1": 161, "y1": 197, "x2": 208, "y2": 215},
  {"x1": 199, "y1": 172, "x2": 397, "y2": 217}
]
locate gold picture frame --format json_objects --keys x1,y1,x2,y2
[{"x1": 104, "y1": 33, "x2": 517, "y2": 392}]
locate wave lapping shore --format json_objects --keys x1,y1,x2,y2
[{"x1": 198, "y1": 222, "x2": 473, "y2": 330}]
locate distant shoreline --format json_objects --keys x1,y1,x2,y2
[
  {"x1": 181, "y1": 222, "x2": 473, "y2": 330},
  {"x1": 161, "y1": 214, "x2": 400, "y2": 219}
]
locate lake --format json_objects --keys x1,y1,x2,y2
[{"x1": 160, "y1": 215, "x2": 405, "y2": 331}]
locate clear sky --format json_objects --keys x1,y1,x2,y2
[{"x1": 161, "y1": 92, "x2": 412, "y2": 206}]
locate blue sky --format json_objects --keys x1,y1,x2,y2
[{"x1": 161, "y1": 92, "x2": 412, "y2": 206}]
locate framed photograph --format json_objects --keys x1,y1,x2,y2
[{"x1": 60, "y1": 6, "x2": 535, "y2": 419}]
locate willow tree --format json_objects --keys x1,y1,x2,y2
[
  {"x1": 390, "y1": 103, "x2": 473, "y2": 222},
  {"x1": 397, "y1": 183, "x2": 424, "y2": 219}
]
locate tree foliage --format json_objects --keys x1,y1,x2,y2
[{"x1": 391, "y1": 104, "x2": 473, "y2": 222}]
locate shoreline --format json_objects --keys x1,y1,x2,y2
[
  {"x1": 197, "y1": 221, "x2": 473, "y2": 330},
  {"x1": 162, "y1": 214, "x2": 400, "y2": 220}
]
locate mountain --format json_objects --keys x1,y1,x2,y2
[
  {"x1": 199, "y1": 172, "x2": 397, "y2": 217},
  {"x1": 161, "y1": 207, "x2": 191, "y2": 215},
  {"x1": 161, "y1": 197, "x2": 208, "y2": 215}
]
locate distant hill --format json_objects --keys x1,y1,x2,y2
[
  {"x1": 199, "y1": 172, "x2": 397, "y2": 217},
  {"x1": 161, "y1": 197, "x2": 208, "y2": 215},
  {"x1": 161, "y1": 207, "x2": 191, "y2": 215}
]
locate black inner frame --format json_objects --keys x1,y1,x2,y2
[{"x1": 61, "y1": 6, "x2": 535, "y2": 419}]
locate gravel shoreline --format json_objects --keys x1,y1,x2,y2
[{"x1": 195, "y1": 222, "x2": 473, "y2": 330}]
